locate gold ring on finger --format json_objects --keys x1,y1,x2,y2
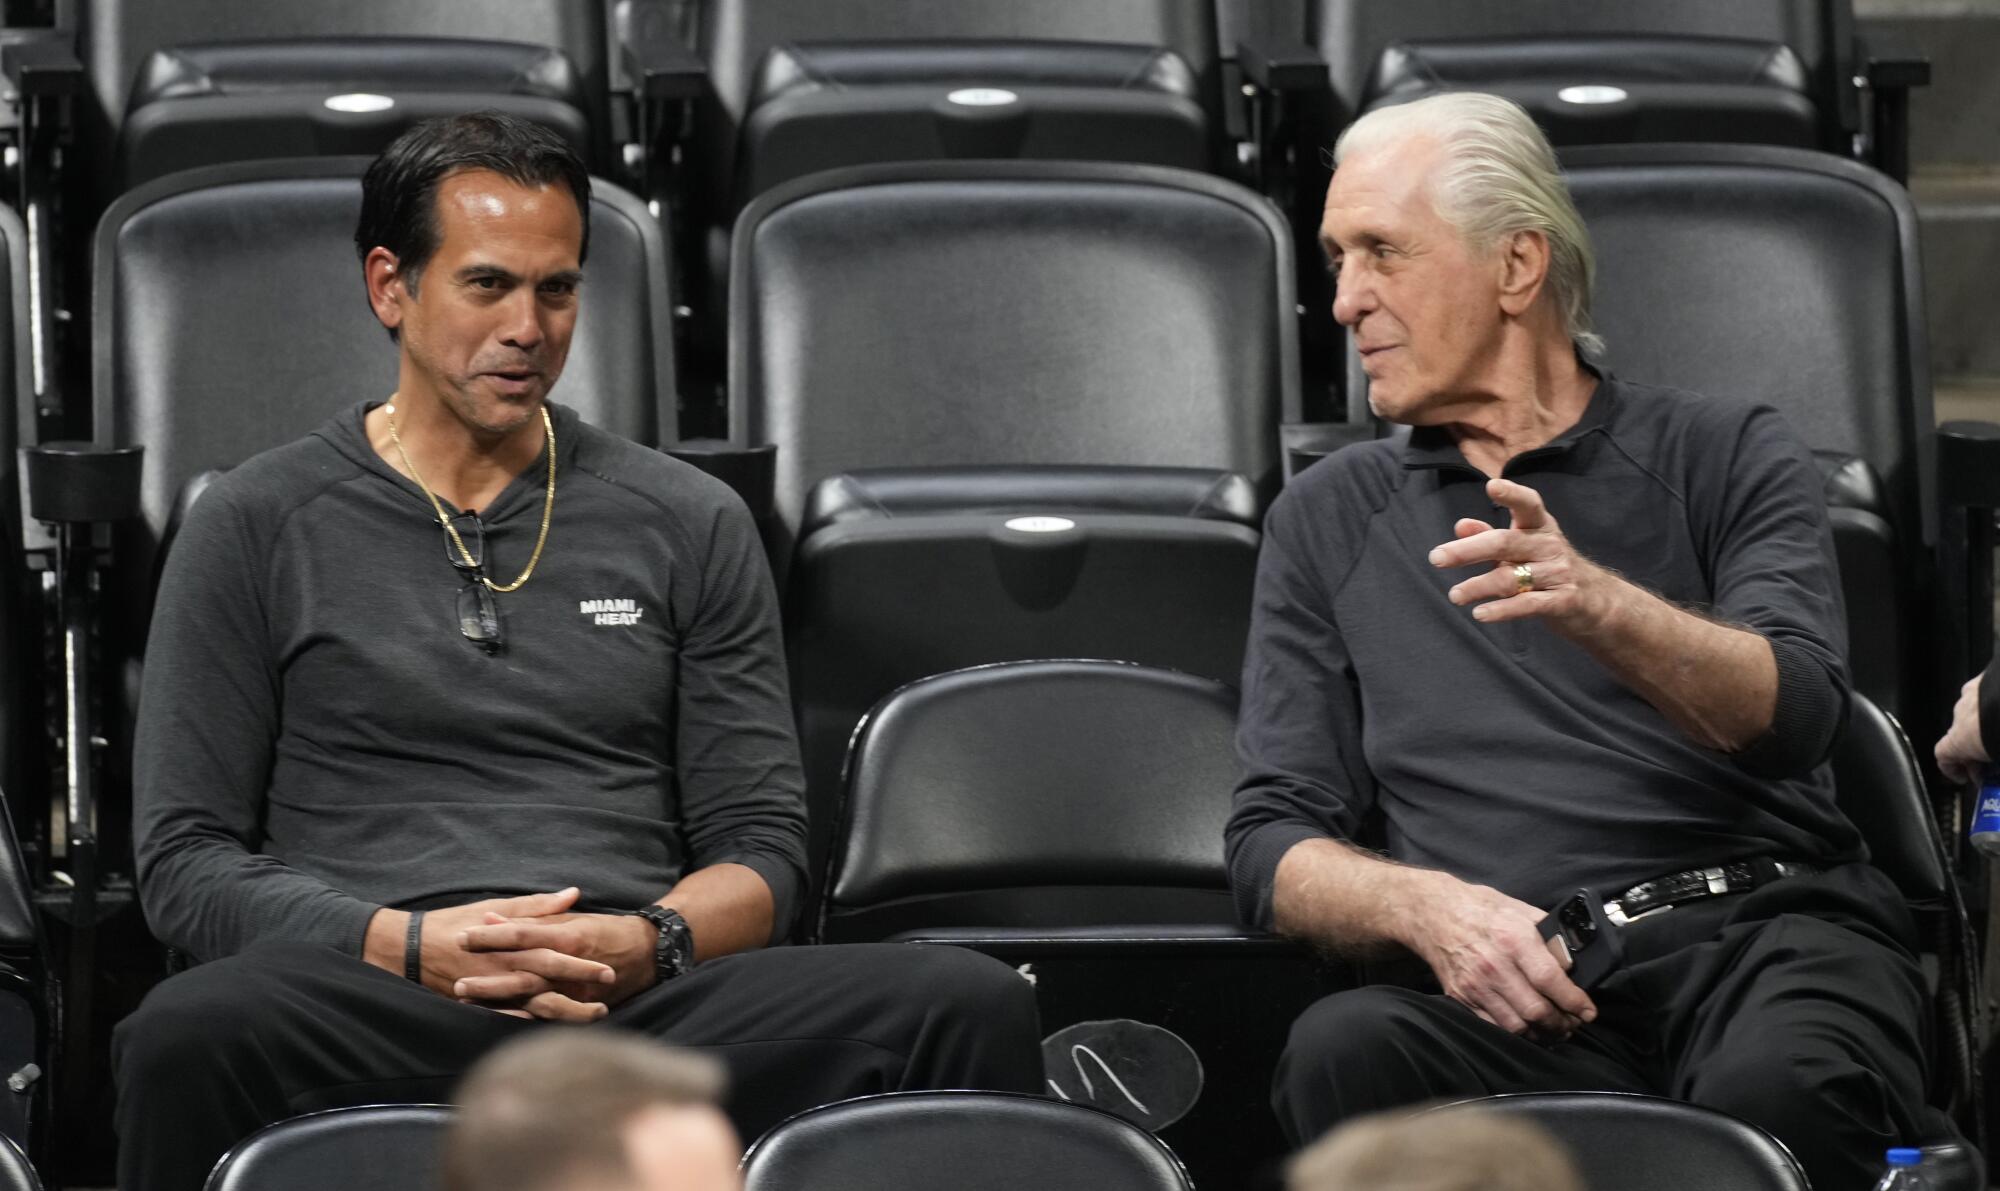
[{"x1": 1512, "y1": 563, "x2": 1534, "y2": 595}]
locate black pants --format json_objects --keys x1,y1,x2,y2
[
  {"x1": 113, "y1": 941, "x2": 1044, "y2": 1191},
  {"x1": 1274, "y1": 863, "x2": 1931, "y2": 1191}
]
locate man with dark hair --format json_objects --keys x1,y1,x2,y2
[
  {"x1": 446, "y1": 1031, "x2": 739, "y2": 1191},
  {"x1": 111, "y1": 113, "x2": 1041, "y2": 1191}
]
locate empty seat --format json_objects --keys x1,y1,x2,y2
[
  {"x1": 820, "y1": 660, "x2": 1241, "y2": 941},
  {"x1": 1367, "y1": 35, "x2": 1821, "y2": 150},
  {"x1": 740, "y1": 1092, "x2": 1193, "y2": 1191},
  {"x1": 732, "y1": 160, "x2": 1294, "y2": 549},
  {"x1": 1430, "y1": 1093, "x2": 1809, "y2": 1191},
  {"x1": 788, "y1": 470, "x2": 1262, "y2": 892},
  {"x1": 1311, "y1": 0, "x2": 1854, "y2": 150},
  {"x1": 204, "y1": 1105, "x2": 450, "y2": 1191},
  {"x1": 692, "y1": 0, "x2": 1224, "y2": 220},
  {"x1": 734, "y1": 39, "x2": 1213, "y2": 201},
  {"x1": 729, "y1": 159, "x2": 1295, "y2": 894},
  {"x1": 820, "y1": 660, "x2": 1329, "y2": 1186},
  {"x1": 116, "y1": 38, "x2": 597, "y2": 191},
  {"x1": 79, "y1": 0, "x2": 619, "y2": 192}
]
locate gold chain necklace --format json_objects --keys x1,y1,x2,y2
[{"x1": 385, "y1": 399, "x2": 555, "y2": 594}]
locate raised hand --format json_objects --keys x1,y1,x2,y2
[{"x1": 1428, "y1": 477, "x2": 1607, "y2": 632}]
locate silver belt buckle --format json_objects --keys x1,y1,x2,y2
[
  {"x1": 1704, "y1": 866, "x2": 1729, "y2": 895},
  {"x1": 1603, "y1": 898, "x2": 1672, "y2": 927}
]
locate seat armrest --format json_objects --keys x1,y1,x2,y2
[
  {"x1": 619, "y1": 24, "x2": 706, "y2": 102},
  {"x1": 664, "y1": 439, "x2": 775, "y2": 521},
  {"x1": 1938, "y1": 422, "x2": 2000, "y2": 510},
  {"x1": 1, "y1": 33, "x2": 81, "y2": 98},
  {"x1": 1860, "y1": 33, "x2": 1930, "y2": 91},
  {"x1": 1236, "y1": 37, "x2": 1326, "y2": 94}
]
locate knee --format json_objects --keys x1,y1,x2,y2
[
  {"x1": 895, "y1": 945, "x2": 1038, "y2": 1036},
  {"x1": 1284, "y1": 985, "x2": 1442, "y2": 1073},
  {"x1": 113, "y1": 944, "x2": 327, "y2": 1082},
  {"x1": 1690, "y1": 1045, "x2": 1894, "y2": 1144}
]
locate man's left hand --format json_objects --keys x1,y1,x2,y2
[
  {"x1": 1429, "y1": 477, "x2": 1608, "y2": 632},
  {"x1": 451, "y1": 911, "x2": 657, "y2": 1011}
]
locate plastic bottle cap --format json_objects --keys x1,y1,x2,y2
[{"x1": 1887, "y1": 1148, "x2": 1923, "y2": 1166}]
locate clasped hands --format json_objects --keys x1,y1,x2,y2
[
  {"x1": 1427, "y1": 476, "x2": 1607, "y2": 633},
  {"x1": 411, "y1": 887, "x2": 659, "y2": 1023}
]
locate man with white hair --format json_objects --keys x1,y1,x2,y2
[{"x1": 1226, "y1": 93, "x2": 1928, "y2": 1189}]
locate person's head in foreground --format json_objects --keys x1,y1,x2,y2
[
  {"x1": 1288, "y1": 1107, "x2": 1586, "y2": 1191},
  {"x1": 444, "y1": 1030, "x2": 741, "y2": 1191},
  {"x1": 1322, "y1": 91, "x2": 1599, "y2": 426}
]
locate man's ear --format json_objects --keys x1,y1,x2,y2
[
  {"x1": 1496, "y1": 229, "x2": 1550, "y2": 318},
  {"x1": 364, "y1": 246, "x2": 405, "y2": 334}
]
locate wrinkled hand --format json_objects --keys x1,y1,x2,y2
[
  {"x1": 1407, "y1": 873, "x2": 1597, "y2": 1042},
  {"x1": 1936, "y1": 674, "x2": 1990, "y2": 787},
  {"x1": 418, "y1": 889, "x2": 618, "y2": 1023},
  {"x1": 1429, "y1": 478, "x2": 1607, "y2": 632},
  {"x1": 453, "y1": 910, "x2": 657, "y2": 1014}
]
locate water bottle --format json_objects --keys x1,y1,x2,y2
[
  {"x1": 1873, "y1": 1147, "x2": 1933, "y2": 1191},
  {"x1": 1970, "y1": 768, "x2": 2000, "y2": 857}
]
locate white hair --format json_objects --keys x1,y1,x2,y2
[{"x1": 1334, "y1": 92, "x2": 1603, "y2": 359}]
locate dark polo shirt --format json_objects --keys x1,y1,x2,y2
[{"x1": 1225, "y1": 373, "x2": 1864, "y2": 929}]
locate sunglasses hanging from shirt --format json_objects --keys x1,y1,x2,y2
[{"x1": 385, "y1": 399, "x2": 557, "y2": 652}]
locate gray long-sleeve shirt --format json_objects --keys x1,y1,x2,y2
[
  {"x1": 134, "y1": 401, "x2": 808, "y2": 962},
  {"x1": 1225, "y1": 375, "x2": 1864, "y2": 930}
]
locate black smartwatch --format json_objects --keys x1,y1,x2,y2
[{"x1": 630, "y1": 905, "x2": 696, "y2": 983}]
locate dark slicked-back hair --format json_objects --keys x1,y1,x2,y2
[{"x1": 356, "y1": 111, "x2": 591, "y2": 313}]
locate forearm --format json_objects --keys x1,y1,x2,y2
[
  {"x1": 1271, "y1": 836, "x2": 1447, "y2": 955},
  {"x1": 659, "y1": 862, "x2": 774, "y2": 962},
  {"x1": 1566, "y1": 564, "x2": 1777, "y2": 753}
]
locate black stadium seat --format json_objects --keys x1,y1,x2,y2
[
  {"x1": 1301, "y1": 0, "x2": 1926, "y2": 179},
  {"x1": 739, "y1": 1092, "x2": 1194, "y2": 1191},
  {"x1": 1429, "y1": 1093, "x2": 1810, "y2": 1191},
  {"x1": 820, "y1": 660, "x2": 1244, "y2": 942},
  {"x1": 688, "y1": 0, "x2": 1225, "y2": 221},
  {"x1": 77, "y1": 0, "x2": 622, "y2": 191},
  {"x1": 724, "y1": 159, "x2": 1296, "y2": 898},
  {"x1": 115, "y1": 38, "x2": 597, "y2": 192},
  {"x1": 819, "y1": 660, "x2": 1330, "y2": 1185},
  {"x1": 204, "y1": 1105, "x2": 450, "y2": 1191},
  {"x1": 732, "y1": 39, "x2": 1214, "y2": 204}
]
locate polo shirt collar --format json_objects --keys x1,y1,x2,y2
[{"x1": 1401, "y1": 366, "x2": 1615, "y2": 474}]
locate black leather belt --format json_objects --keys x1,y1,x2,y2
[{"x1": 1604, "y1": 857, "x2": 1819, "y2": 926}]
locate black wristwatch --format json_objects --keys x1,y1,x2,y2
[{"x1": 630, "y1": 905, "x2": 695, "y2": 983}]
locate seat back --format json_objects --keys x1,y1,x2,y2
[
  {"x1": 1345, "y1": 144, "x2": 1930, "y2": 717},
  {"x1": 80, "y1": 0, "x2": 610, "y2": 186},
  {"x1": 115, "y1": 38, "x2": 598, "y2": 190},
  {"x1": 1430, "y1": 1092, "x2": 1809, "y2": 1191},
  {"x1": 790, "y1": 468, "x2": 1261, "y2": 911},
  {"x1": 93, "y1": 156, "x2": 676, "y2": 594},
  {"x1": 822, "y1": 661, "x2": 1240, "y2": 942},
  {"x1": 734, "y1": 40, "x2": 1214, "y2": 204},
  {"x1": 731, "y1": 160, "x2": 1296, "y2": 547},
  {"x1": 1831, "y1": 693, "x2": 1950, "y2": 903},
  {"x1": 0, "y1": 1133, "x2": 38, "y2": 1191},
  {"x1": 0, "y1": 202, "x2": 34, "y2": 830},
  {"x1": 1310, "y1": 0, "x2": 1846, "y2": 132},
  {"x1": 740, "y1": 1092, "x2": 1193, "y2": 1191},
  {"x1": 205, "y1": 1105, "x2": 451, "y2": 1191}
]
